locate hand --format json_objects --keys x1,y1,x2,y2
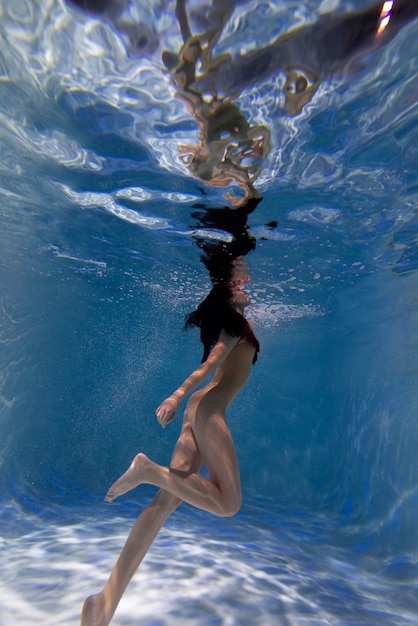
[{"x1": 156, "y1": 396, "x2": 179, "y2": 428}]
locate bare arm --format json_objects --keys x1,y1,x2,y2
[{"x1": 156, "y1": 330, "x2": 239, "y2": 428}]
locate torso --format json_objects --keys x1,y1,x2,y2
[
  {"x1": 185, "y1": 337, "x2": 256, "y2": 420},
  {"x1": 210, "y1": 338, "x2": 255, "y2": 403}
]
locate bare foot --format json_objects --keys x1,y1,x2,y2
[
  {"x1": 81, "y1": 592, "x2": 107, "y2": 626},
  {"x1": 105, "y1": 453, "x2": 150, "y2": 502}
]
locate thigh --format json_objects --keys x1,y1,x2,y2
[
  {"x1": 153, "y1": 417, "x2": 202, "y2": 512},
  {"x1": 192, "y1": 392, "x2": 241, "y2": 499},
  {"x1": 169, "y1": 415, "x2": 202, "y2": 474}
]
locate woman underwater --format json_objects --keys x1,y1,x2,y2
[{"x1": 81, "y1": 281, "x2": 259, "y2": 626}]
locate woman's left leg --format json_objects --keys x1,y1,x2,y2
[{"x1": 81, "y1": 419, "x2": 201, "y2": 626}]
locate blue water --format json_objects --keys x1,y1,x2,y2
[{"x1": 1, "y1": 1, "x2": 418, "y2": 624}]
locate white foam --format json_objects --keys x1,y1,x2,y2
[{"x1": 56, "y1": 185, "x2": 172, "y2": 229}]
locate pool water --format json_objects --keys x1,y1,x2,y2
[{"x1": 0, "y1": 1, "x2": 417, "y2": 624}]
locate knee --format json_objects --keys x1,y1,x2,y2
[
  {"x1": 219, "y1": 493, "x2": 242, "y2": 518},
  {"x1": 154, "y1": 490, "x2": 182, "y2": 513}
]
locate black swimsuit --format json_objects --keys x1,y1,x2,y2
[{"x1": 242, "y1": 321, "x2": 260, "y2": 364}]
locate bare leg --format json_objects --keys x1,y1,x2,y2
[
  {"x1": 81, "y1": 420, "x2": 201, "y2": 626},
  {"x1": 106, "y1": 394, "x2": 242, "y2": 518}
]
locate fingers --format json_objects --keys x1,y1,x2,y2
[
  {"x1": 156, "y1": 397, "x2": 179, "y2": 428},
  {"x1": 162, "y1": 413, "x2": 174, "y2": 428},
  {"x1": 156, "y1": 407, "x2": 165, "y2": 428},
  {"x1": 156, "y1": 406, "x2": 177, "y2": 428}
]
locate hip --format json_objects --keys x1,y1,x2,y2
[{"x1": 184, "y1": 385, "x2": 228, "y2": 425}]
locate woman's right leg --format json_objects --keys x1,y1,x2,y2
[
  {"x1": 105, "y1": 390, "x2": 242, "y2": 518},
  {"x1": 81, "y1": 419, "x2": 201, "y2": 626}
]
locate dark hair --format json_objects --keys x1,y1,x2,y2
[
  {"x1": 190, "y1": 199, "x2": 260, "y2": 286},
  {"x1": 184, "y1": 284, "x2": 247, "y2": 362}
]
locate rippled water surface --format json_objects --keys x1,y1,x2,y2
[{"x1": 1, "y1": 0, "x2": 418, "y2": 624}]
